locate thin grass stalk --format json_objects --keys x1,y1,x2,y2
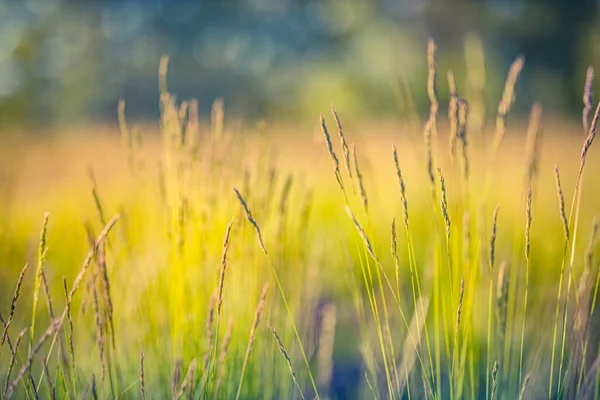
[
  {"x1": 320, "y1": 116, "x2": 346, "y2": 200},
  {"x1": 452, "y1": 278, "x2": 465, "y2": 396},
  {"x1": 583, "y1": 67, "x2": 594, "y2": 136},
  {"x1": 424, "y1": 40, "x2": 439, "y2": 197},
  {"x1": 42, "y1": 357, "x2": 56, "y2": 400},
  {"x1": 173, "y1": 359, "x2": 196, "y2": 400},
  {"x1": 269, "y1": 325, "x2": 306, "y2": 400},
  {"x1": 213, "y1": 319, "x2": 233, "y2": 400},
  {"x1": 457, "y1": 98, "x2": 470, "y2": 181},
  {"x1": 549, "y1": 165, "x2": 572, "y2": 397},
  {"x1": 0, "y1": 264, "x2": 28, "y2": 356},
  {"x1": 200, "y1": 291, "x2": 216, "y2": 392},
  {"x1": 138, "y1": 351, "x2": 145, "y2": 400},
  {"x1": 491, "y1": 360, "x2": 500, "y2": 400},
  {"x1": 2, "y1": 328, "x2": 27, "y2": 398},
  {"x1": 40, "y1": 270, "x2": 55, "y2": 320},
  {"x1": 30, "y1": 214, "x2": 50, "y2": 352},
  {"x1": 523, "y1": 104, "x2": 543, "y2": 189},
  {"x1": 448, "y1": 70, "x2": 459, "y2": 156},
  {"x1": 97, "y1": 242, "x2": 115, "y2": 349},
  {"x1": 519, "y1": 187, "x2": 533, "y2": 388},
  {"x1": 235, "y1": 283, "x2": 268, "y2": 400},
  {"x1": 352, "y1": 143, "x2": 368, "y2": 214},
  {"x1": 331, "y1": 106, "x2": 353, "y2": 184},
  {"x1": 491, "y1": 56, "x2": 525, "y2": 155},
  {"x1": 92, "y1": 285, "x2": 105, "y2": 380},
  {"x1": 518, "y1": 373, "x2": 531, "y2": 400}
]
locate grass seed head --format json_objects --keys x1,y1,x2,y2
[
  {"x1": 554, "y1": 165, "x2": 569, "y2": 241},
  {"x1": 583, "y1": 66, "x2": 595, "y2": 134}
]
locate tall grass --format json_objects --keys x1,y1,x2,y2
[{"x1": 1, "y1": 39, "x2": 600, "y2": 400}]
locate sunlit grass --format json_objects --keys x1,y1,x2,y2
[{"x1": 1, "y1": 42, "x2": 600, "y2": 400}]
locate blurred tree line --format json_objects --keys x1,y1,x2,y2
[{"x1": 0, "y1": 0, "x2": 598, "y2": 128}]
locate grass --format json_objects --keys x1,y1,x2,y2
[{"x1": 1, "y1": 40, "x2": 600, "y2": 399}]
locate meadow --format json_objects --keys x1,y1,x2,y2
[{"x1": 1, "y1": 42, "x2": 600, "y2": 399}]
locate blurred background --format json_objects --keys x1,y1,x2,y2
[{"x1": 0, "y1": 0, "x2": 599, "y2": 127}]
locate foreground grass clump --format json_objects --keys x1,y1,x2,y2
[{"x1": 1, "y1": 42, "x2": 600, "y2": 399}]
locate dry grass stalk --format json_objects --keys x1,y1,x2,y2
[
  {"x1": 490, "y1": 206, "x2": 500, "y2": 269},
  {"x1": 173, "y1": 359, "x2": 197, "y2": 400},
  {"x1": 269, "y1": 324, "x2": 306, "y2": 400},
  {"x1": 217, "y1": 218, "x2": 234, "y2": 315},
  {"x1": 27, "y1": 370, "x2": 40, "y2": 400},
  {"x1": 211, "y1": 97, "x2": 224, "y2": 140},
  {"x1": 97, "y1": 241, "x2": 115, "y2": 349},
  {"x1": 518, "y1": 373, "x2": 531, "y2": 400},
  {"x1": 118, "y1": 99, "x2": 135, "y2": 170},
  {"x1": 31, "y1": 213, "x2": 50, "y2": 346},
  {"x1": 42, "y1": 357, "x2": 56, "y2": 400},
  {"x1": 0, "y1": 263, "x2": 28, "y2": 355},
  {"x1": 91, "y1": 374, "x2": 98, "y2": 400},
  {"x1": 172, "y1": 359, "x2": 182, "y2": 398},
  {"x1": 392, "y1": 143, "x2": 409, "y2": 228},
  {"x1": 70, "y1": 215, "x2": 120, "y2": 301},
  {"x1": 213, "y1": 319, "x2": 233, "y2": 399},
  {"x1": 448, "y1": 70, "x2": 459, "y2": 155},
  {"x1": 331, "y1": 106, "x2": 353, "y2": 182},
  {"x1": 452, "y1": 278, "x2": 465, "y2": 383},
  {"x1": 577, "y1": 100, "x2": 600, "y2": 187},
  {"x1": 391, "y1": 218, "x2": 401, "y2": 294},
  {"x1": 233, "y1": 188, "x2": 268, "y2": 255},
  {"x1": 554, "y1": 166, "x2": 569, "y2": 241},
  {"x1": 2, "y1": 328, "x2": 27, "y2": 398},
  {"x1": 236, "y1": 283, "x2": 268, "y2": 400},
  {"x1": 492, "y1": 56, "x2": 525, "y2": 154},
  {"x1": 426, "y1": 39, "x2": 439, "y2": 123},
  {"x1": 6, "y1": 319, "x2": 60, "y2": 398},
  {"x1": 424, "y1": 40, "x2": 439, "y2": 194},
  {"x1": 583, "y1": 67, "x2": 595, "y2": 135},
  {"x1": 491, "y1": 360, "x2": 500, "y2": 400},
  {"x1": 62, "y1": 277, "x2": 75, "y2": 366},
  {"x1": 40, "y1": 270, "x2": 55, "y2": 320},
  {"x1": 89, "y1": 173, "x2": 107, "y2": 228},
  {"x1": 93, "y1": 285, "x2": 105, "y2": 379},
  {"x1": 140, "y1": 351, "x2": 145, "y2": 400},
  {"x1": 457, "y1": 98, "x2": 470, "y2": 180},
  {"x1": 525, "y1": 187, "x2": 533, "y2": 260},
  {"x1": 202, "y1": 292, "x2": 217, "y2": 373},
  {"x1": 346, "y1": 207, "x2": 378, "y2": 264},
  {"x1": 524, "y1": 104, "x2": 543, "y2": 188},
  {"x1": 496, "y1": 262, "x2": 509, "y2": 340},
  {"x1": 317, "y1": 304, "x2": 337, "y2": 390},
  {"x1": 320, "y1": 115, "x2": 346, "y2": 197},
  {"x1": 279, "y1": 176, "x2": 293, "y2": 216},
  {"x1": 352, "y1": 143, "x2": 368, "y2": 213},
  {"x1": 438, "y1": 168, "x2": 451, "y2": 240},
  {"x1": 0, "y1": 264, "x2": 27, "y2": 354},
  {"x1": 463, "y1": 212, "x2": 471, "y2": 266},
  {"x1": 158, "y1": 55, "x2": 169, "y2": 97}
]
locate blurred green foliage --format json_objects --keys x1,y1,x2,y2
[{"x1": 0, "y1": 0, "x2": 598, "y2": 127}]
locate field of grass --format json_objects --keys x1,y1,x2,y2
[{"x1": 1, "y1": 43, "x2": 600, "y2": 399}]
